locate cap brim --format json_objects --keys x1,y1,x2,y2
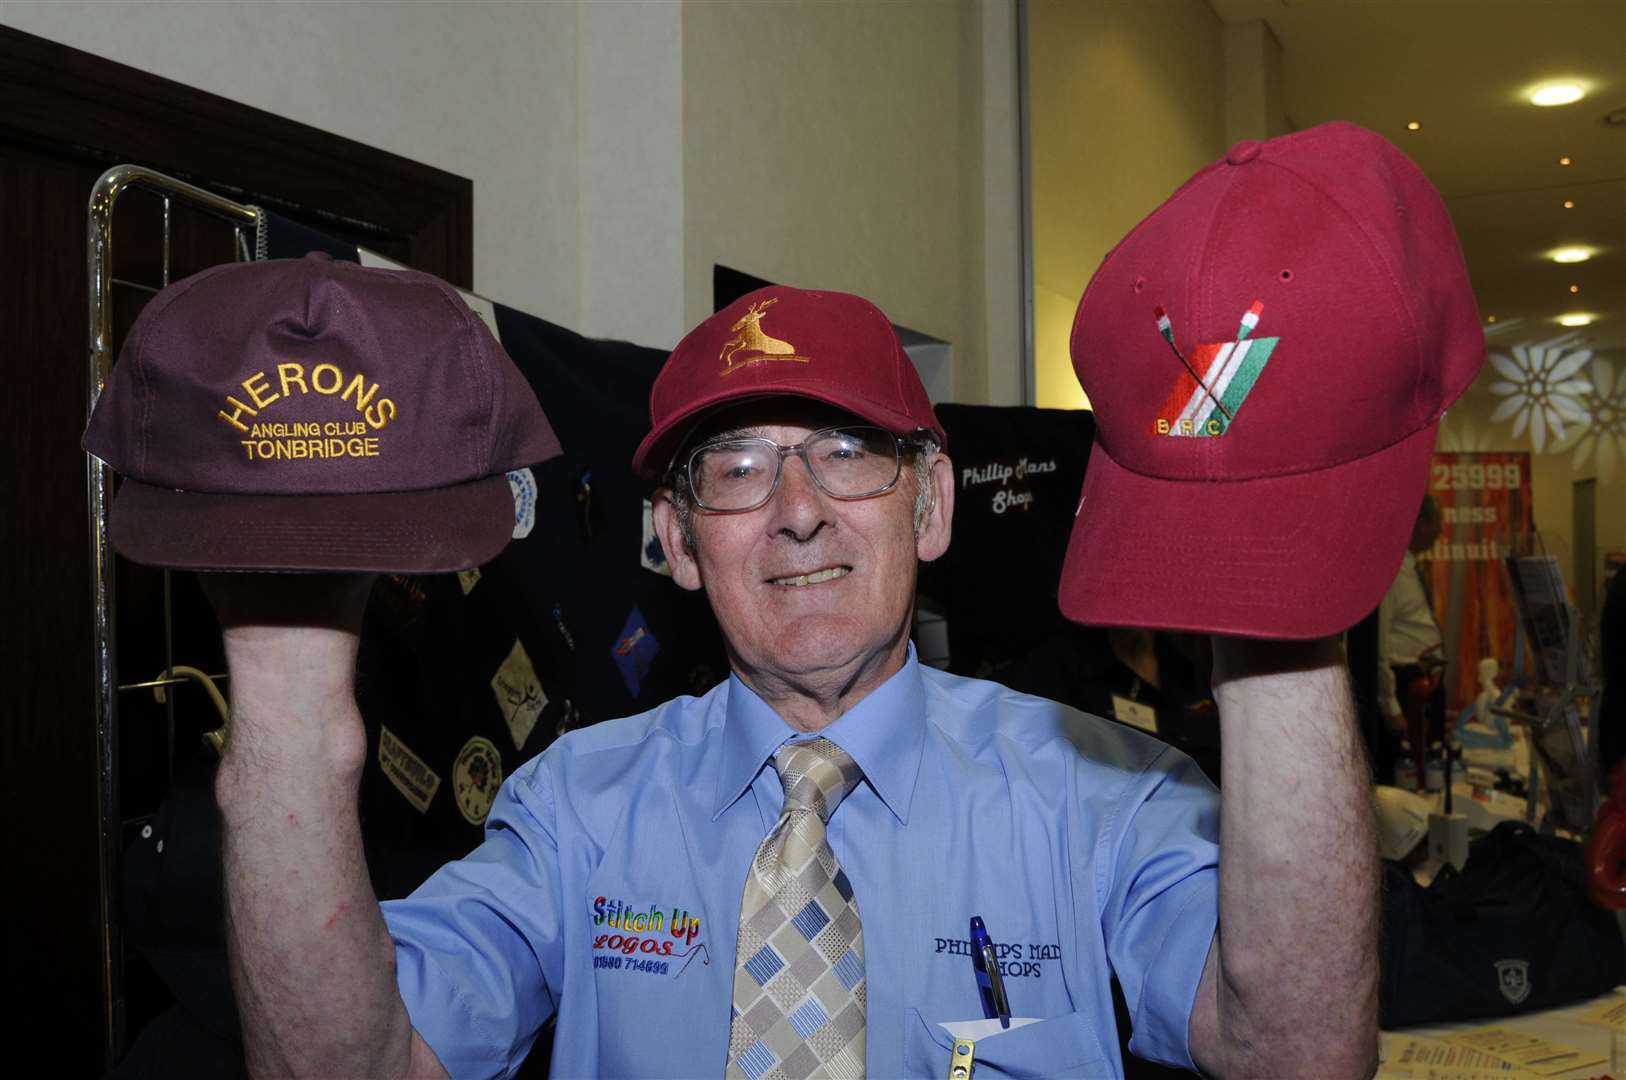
[
  {"x1": 632, "y1": 383, "x2": 942, "y2": 481},
  {"x1": 110, "y1": 475, "x2": 515, "y2": 573},
  {"x1": 1059, "y1": 423, "x2": 1438, "y2": 639}
]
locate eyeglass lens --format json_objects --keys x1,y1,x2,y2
[{"x1": 690, "y1": 427, "x2": 901, "y2": 510}]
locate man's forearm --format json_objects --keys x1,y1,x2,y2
[
  {"x1": 215, "y1": 629, "x2": 439, "y2": 1078},
  {"x1": 1208, "y1": 637, "x2": 1380, "y2": 1077}
]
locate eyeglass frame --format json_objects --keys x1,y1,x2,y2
[{"x1": 675, "y1": 424, "x2": 929, "y2": 514}]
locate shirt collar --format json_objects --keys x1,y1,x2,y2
[{"x1": 712, "y1": 644, "x2": 927, "y2": 825}]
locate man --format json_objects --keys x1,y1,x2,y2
[
  {"x1": 209, "y1": 288, "x2": 1365, "y2": 1080},
  {"x1": 1378, "y1": 494, "x2": 1446, "y2": 739},
  {"x1": 210, "y1": 122, "x2": 1482, "y2": 1079}
]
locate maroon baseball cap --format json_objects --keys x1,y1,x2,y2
[
  {"x1": 82, "y1": 253, "x2": 561, "y2": 573},
  {"x1": 1060, "y1": 121, "x2": 1484, "y2": 639},
  {"x1": 631, "y1": 285, "x2": 945, "y2": 480}
]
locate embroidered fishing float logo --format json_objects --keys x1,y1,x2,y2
[
  {"x1": 718, "y1": 298, "x2": 812, "y2": 377},
  {"x1": 1150, "y1": 300, "x2": 1278, "y2": 437}
]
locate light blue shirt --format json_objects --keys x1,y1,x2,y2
[{"x1": 383, "y1": 648, "x2": 1219, "y2": 1079}]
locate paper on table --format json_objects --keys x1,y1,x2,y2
[
  {"x1": 1378, "y1": 1065, "x2": 1532, "y2": 1077},
  {"x1": 1378, "y1": 1067, "x2": 1534, "y2": 1080},
  {"x1": 1379, "y1": 1035, "x2": 1529, "y2": 1078},
  {"x1": 1580, "y1": 995, "x2": 1626, "y2": 1034},
  {"x1": 1443, "y1": 1026, "x2": 1606, "y2": 1076}
]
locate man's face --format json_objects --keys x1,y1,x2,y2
[{"x1": 654, "y1": 399, "x2": 952, "y2": 687}]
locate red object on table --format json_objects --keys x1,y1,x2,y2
[
  {"x1": 1402, "y1": 662, "x2": 1441, "y2": 794},
  {"x1": 1586, "y1": 759, "x2": 1626, "y2": 909}
]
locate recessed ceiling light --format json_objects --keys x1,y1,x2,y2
[
  {"x1": 1486, "y1": 315, "x2": 1497, "y2": 324},
  {"x1": 1557, "y1": 313, "x2": 1595, "y2": 327},
  {"x1": 1559, "y1": 156, "x2": 1573, "y2": 166},
  {"x1": 1531, "y1": 83, "x2": 1586, "y2": 107},
  {"x1": 1570, "y1": 284, "x2": 1581, "y2": 294},
  {"x1": 1563, "y1": 199, "x2": 1576, "y2": 209},
  {"x1": 1406, "y1": 121, "x2": 1421, "y2": 131},
  {"x1": 1551, "y1": 246, "x2": 1593, "y2": 264}
]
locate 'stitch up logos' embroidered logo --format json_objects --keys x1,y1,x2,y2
[
  {"x1": 591, "y1": 894, "x2": 711, "y2": 978},
  {"x1": 718, "y1": 298, "x2": 812, "y2": 376},
  {"x1": 1150, "y1": 300, "x2": 1278, "y2": 437}
]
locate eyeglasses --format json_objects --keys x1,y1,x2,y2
[{"x1": 683, "y1": 425, "x2": 910, "y2": 513}]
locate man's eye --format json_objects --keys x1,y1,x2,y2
[
  {"x1": 821, "y1": 436, "x2": 867, "y2": 458},
  {"x1": 724, "y1": 463, "x2": 759, "y2": 480}
]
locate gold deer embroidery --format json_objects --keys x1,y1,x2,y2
[{"x1": 718, "y1": 298, "x2": 810, "y2": 376}]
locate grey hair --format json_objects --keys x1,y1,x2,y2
[
  {"x1": 666, "y1": 468, "x2": 700, "y2": 555},
  {"x1": 662, "y1": 434, "x2": 940, "y2": 554},
  {"x1": 909, "y1": 435, "x2": 940, "y2": 533}
]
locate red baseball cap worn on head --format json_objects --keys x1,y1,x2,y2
[
  {"x1": 82, "y1": 252, "x2": 562, "y2": 573},
  {"x1": 630, "y1": 285, "x2": 945, "y2": 480},
  {"x1": 1060, "y1": 121, "x2": 1484, "y2": 638}
]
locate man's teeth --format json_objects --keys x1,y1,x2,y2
[{"x1": 771, "y1": 567, "x2": 850, "y2": 587}]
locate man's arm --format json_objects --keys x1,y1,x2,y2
[
  {"x1": 209, "y1": 575, "x2": 447, "y2": 1078},
  {"x1": 1188, "y1": 636, "x2": 1380, "y2": 1079}
]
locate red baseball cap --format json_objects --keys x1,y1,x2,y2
[
  {"x1": 82, "y1": 253, "x2": 562, "y2": 573},
  {"x1": 1060, "y1": 121, "x2": 1484, "y2": 638},
  {"x1": 631, "y1": 285, "x2": 945, "y2": 480}
]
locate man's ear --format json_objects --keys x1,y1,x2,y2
[
  {"x1": 652, "y1": 490, "x2": 703, "y2": 592},
  {"x1": 916, "y1": 452, "x2": 954, "y2": 563}
]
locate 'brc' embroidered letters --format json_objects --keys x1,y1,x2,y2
[{"x1": 1150, "y1": 300, "x2": 1278, "y2": 437}]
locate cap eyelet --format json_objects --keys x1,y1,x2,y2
[
  {"x1": 1279, "y1": 269, "x2": 1294, "y2": 282},
  {"x1": 1133, "y1": 276, "x2": 1146, "y2": 294}
]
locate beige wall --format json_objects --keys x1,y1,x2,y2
[
  {"x1": 961, "y1": 0, "x2": 1028, "y2": 407},
  {"x1": 682, "y1": 0, "x2": 959, "y2": 338},
  {"x1": 1028, "y1": 0, "x2": 1227, "y2": 410},
  {"x1": 682, "y1": 0, "x2": 1021, "y2": 403},
  {"x1": 1033, "y1": 283, "x2": 1086, "y2": 409},
  {"x1": 577, "y1": 0, "x2": 687, "y2": 349},
  {"x1": 1, "y1": 0, "x2": 582, "y2": 326},
  {"x1": 1222, "y1": 19, "x2": 1287, "y2": 145},
  {"x1": 4, "y1": 0, "x2": 1022, "y2": 401}
]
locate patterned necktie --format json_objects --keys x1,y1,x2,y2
[{"x1": 728, "y1": 738, "x2": 866, "y2": 1080}]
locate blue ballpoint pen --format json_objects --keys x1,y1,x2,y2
[{"x1": 969, "y1": 915, "x2": 1011, "y2": 1029}]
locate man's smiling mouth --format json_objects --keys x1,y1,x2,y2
[{"x1": 767, "y1": 566, "x2": 851, "y2": 588}]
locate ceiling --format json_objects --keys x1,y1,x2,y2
[{"x1": 1209, "y1": 0, "x2": 1626, "y2": 365}]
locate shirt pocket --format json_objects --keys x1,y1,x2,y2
[{"x1": 902, "y1": 1007, "x2": 1114, "y2": 1079}]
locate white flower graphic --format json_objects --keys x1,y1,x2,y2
[
  {"x1": 1487, "y1": 335, "x2": 1593, "y2": 452},
  {"x1": 1436, "y1": 413, "x2": 1500, "y2": 452},
  {"x1": 1567, "y1": 357, "x2": 1626, "y2": 483}
]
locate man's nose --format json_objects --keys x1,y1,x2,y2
[{"x1": 767, "y1": 453, "x2": 831, "y2": 539}]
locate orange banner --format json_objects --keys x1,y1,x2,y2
[{"x1": 1422, "y1": 453, "x2": 1533, "y2": 714}]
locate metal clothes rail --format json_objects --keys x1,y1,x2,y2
[{"x1": 85, "y1": 165, "x2": 261, "y2": 1066}]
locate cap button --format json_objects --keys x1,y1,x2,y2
[
  {"x1": 1226, "y1": 139, "x2": 1262, "y2": 165},
  {"x1": 304, "y1": 250, "x2": 334, "y2": 263}
]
